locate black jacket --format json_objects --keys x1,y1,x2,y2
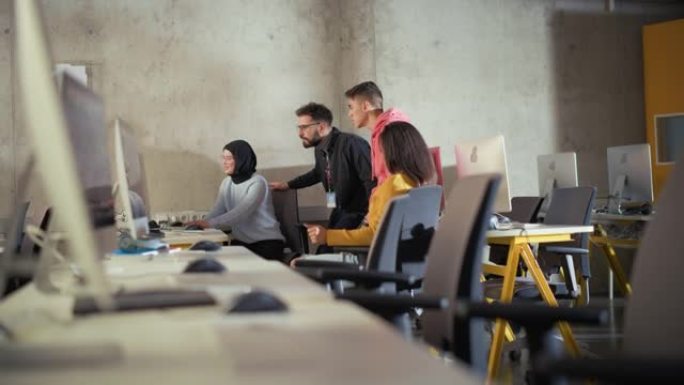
[{"x1": 287, "y1": 127, "x2": 374, "y2": 218}]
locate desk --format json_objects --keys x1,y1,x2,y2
[
  {"x1": 162, "y1": 228, "x2": 229, "y2": 248},
  {"x1": 483, "y1": 225, "x2": 594, "y2": 381},
  {"x1": 590, "y1": 213, "x2": 652, "y2": 299},
  {"x1": 0, "y1": 247, "x2": 479, "y2": 385}
]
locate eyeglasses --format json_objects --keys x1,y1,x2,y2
[{"x1": 297, "y1": 122, "x2": 320, "y2": 130}]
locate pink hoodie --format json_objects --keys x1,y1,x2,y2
[{"x1": 371, "y1": 108, "x2": 411, "y2": 185}]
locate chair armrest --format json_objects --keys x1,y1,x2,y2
[
  {"x1": 455, "y1": 302, "x2": 607, "y2": 328},
  {"x1": 298, "y1": 268, "x2": 416, "y2": 288},
  {"x1": 539, "y1": 357, "x2": 684, "y2": 384},
  {"x1": 331, "y1": 246, "x2": 370, "y2": 254},
  {"x1": 292, "y1": 259, "x2": 362, "y2": 270},
  {"x1": 336, "y1": 291, "x2": 448, "y2": 313},
  {"x1": 542, "y1": 246, "x2": 589, "y2": 255}
]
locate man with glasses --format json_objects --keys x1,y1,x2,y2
[{"x1": 270, "y1": 102, "x2": 373, "y2": 231}]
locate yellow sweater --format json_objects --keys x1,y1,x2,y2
[{"x1": 326, "y1": 173, "x2": 417, "y2": 246}]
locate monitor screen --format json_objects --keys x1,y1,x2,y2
[
  {"x1": 114, "y1": 118, "x2": 152, "y2": 239},
  {"x1": 61, "y1": 74, "x2": 116, "y2": 231},
  {"x1": 655, "y1": 113, "x2": 684, "y2": 165},
  {"x1": 607, "y1": 144, "x2": 654, "y2": 213},
  {"x1": 455, "y1": 135, "x2": 512, "y2": 212}
]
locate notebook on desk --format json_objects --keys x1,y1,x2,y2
[{"x1": 510, "y1": 222, "x2": 543, "y2": 230}]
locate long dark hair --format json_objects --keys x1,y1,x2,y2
[{"x1": 380, "y1": 121, "x2": 434, "y2": 185}]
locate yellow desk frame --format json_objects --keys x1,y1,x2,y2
[{"x1": 483, "y1": 231, "x2": 584, "y2": 382}]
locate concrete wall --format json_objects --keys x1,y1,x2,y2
[
  {"x1": 3, "y1": 0, "x2": 684, "y2": 223},
  {"x1": 5, "y1": 0, "x2": 344, "y2": 219},
  {"x1": 372, "y1": 0, "x2": 684, "y2": 198}
]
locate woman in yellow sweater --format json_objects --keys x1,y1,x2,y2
[{"x1": 305, "y1": 121, "x2": 434, "y2": 247}]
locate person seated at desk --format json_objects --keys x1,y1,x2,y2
[
  {"x1": 294, "y1": 122, "x2": 434, "y2": 262},
  {"x1": 185, "y1": 140, "x2": 285, "y2": 261}
]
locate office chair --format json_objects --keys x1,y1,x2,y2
[
  {"x1": 333, "y1": 174, "x2": 500, "y2": 373},
  {"x1": 271, "y1": 190, "x2": 308, "y2": 262},
  {"x1": 329, "y1": 185, "x2": 443, "y2": 270},
  {"x1": 295, "y1": 185, "x2": 441, "y2": 280},
  {"x1": 464, "y1": 156, "x2": 684, "y2": 384},
  {"x1": 538, "y1": 186, "x2": 596, "y2": 302}
]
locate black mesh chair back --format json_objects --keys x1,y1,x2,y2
[
  {"x1": 365, "y1": 195, "x2": 410, "y2": 274},
  {"x1": 398, "y1": 185, "x2": 443, "y2": 278},
  {"x1": 542, "y1": 187, "x2": 596, "y2": 249},
  {"x1": 271, "y1": 190, "x2": 308, "y2": 256},
  {"x1": 422, "y1": 174, "x2": 500, "y2": 372},
  {"x1": 624, "y1": 157, "x2": 684, "y2": 359}
]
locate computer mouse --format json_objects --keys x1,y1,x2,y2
[
  {"x1": 183, "y1": 257, "x2": 227, "y2": 273},
  {"x1": 184, "y1": 224, "x2": 203, "y2": 231},
  {"x1": 227, "y1": 290, "x2": 288, "y2": 313},
  {"x1": 188, "y1": 240, "x2": 222, "y2": 251}
]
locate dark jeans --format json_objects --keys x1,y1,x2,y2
[{"x1": 231, "y1": 239, "x2": 285, "y2": 262}]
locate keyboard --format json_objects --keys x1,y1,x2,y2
[{"x1": 73, "y1": 288, "x2": 216, "y2": 315}]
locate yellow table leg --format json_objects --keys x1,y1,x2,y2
[
  {"x1": 600, "y1": 244, "x2": 632, "y2": 297},
  {"x1": 593, "y1": 225, "x2": 632, "y2": 296},
  {"x1": 486, "y1": 241, "x2": 520, "y2": 383},
  {"x1": 519, "y1": 245, "x2": 581, "y2": 356}
]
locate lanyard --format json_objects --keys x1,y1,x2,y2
[{"x1": 324, "y1": 152, "x2": 333, "y2": 193}]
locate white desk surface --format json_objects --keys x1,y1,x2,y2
[
  {"x1": 162, "y1": 228, "x2": 229, "y2": 245},
  {"x1": 591, "y1": 212, "x2": 653, "y2": 222},
  {"x1": 0, "y1": 247, "x2": 479, "y2": 385},
  {"x1": 487, "y1": 224, "x2": 594, "y2": 238}
]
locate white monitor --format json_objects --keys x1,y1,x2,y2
[
  {"x1": 607, "y1": 144, "x2": 654, "y2": 213},
  {"x1": 537, "y1": 152, "x2": 579, "y2": 198},
  {"x1": 455, "y1": 135, "x2": 512, "y2": 212},
  {"x1": 16, "y1": 0, "x2": 113, "y2": 307},
  {"x1": 114, "y1": 118, "x2": 152, "y2": 240}
]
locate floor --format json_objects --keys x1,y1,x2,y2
[{"x1": 496, "y1": 297, "x2": 625, "y2": 385}]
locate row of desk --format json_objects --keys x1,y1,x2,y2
[
  {"x1": 0, "y1": 214, "x2": 647, "y2": 383},
  {"x1": 0, "y1": 242, "x2": 480, "y2": 384}
]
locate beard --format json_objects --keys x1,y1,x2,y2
[{"x1": 301, "y1": 132, "x2": 322, "y2": 148}]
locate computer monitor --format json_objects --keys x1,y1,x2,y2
[
  {"x1": 537, "y1": 152, "x2": 579, "y2": 213},
  {"x1": 455, "y1": 135, "x2": 512, "y2": 212},
  {"x1": 654, "y1": 113, "x2": 684, "y2": 165},
  {"x1": 16, "y1": 0, "x2": 113, "y2": 307},
  {"x1": 607, "y1": 144, "x2": 654, "y2": 214},
  {"x1": 113, "y1": 118, "x2": 152, "y2": 240},
  {"x1": 61, "y1": 73, "x2": 118, "y2": 250}
]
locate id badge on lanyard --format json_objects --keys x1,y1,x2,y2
[
  {"x1": 326, "y1": 191, "x2": 337, "y2": 209},
  {"x1": 325, "y1": 153, "x2": 336, "y2": 208}
]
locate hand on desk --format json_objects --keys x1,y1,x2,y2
[{"x1": 304, "y1": 223, "x2": 327, "y2": 245}]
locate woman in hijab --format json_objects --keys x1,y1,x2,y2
[{"x1": 185, "y1": 140, "x2": 285, "y2": 260}]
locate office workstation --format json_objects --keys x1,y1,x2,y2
[{"x1": 2, "y1": 1, "x2": 684, "y2": 384}]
